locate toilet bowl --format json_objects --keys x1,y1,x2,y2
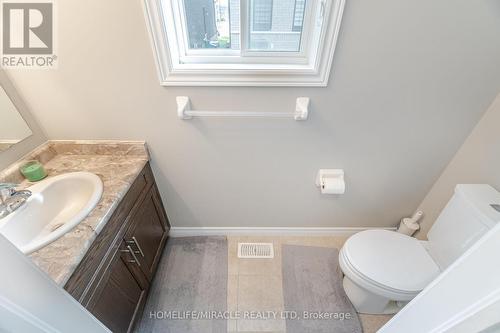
[
  {"x1": 339, "y1": 230, "x2": 440, "y2": 314},
  {"x1": 339, "y1": 184, "x2": 500, "y2": 315}
]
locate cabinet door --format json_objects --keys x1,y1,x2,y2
[
  {"x1": 88, "y1": 241, "x2": 148, "y2": 333},
  {"x1": 125, "y1": 186, "x2": 170, "y2": 282}
]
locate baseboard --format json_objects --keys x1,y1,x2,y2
[{"x1": 169, "y1": 227, "x2": 397, "y2": 237}]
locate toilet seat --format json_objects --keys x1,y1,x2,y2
[
  {"x1": 340, "y1": 250, "x2": 418, "y2": 300},
  {"x1": 340, "y1": 230, "x2": 440, "y2": 299}
]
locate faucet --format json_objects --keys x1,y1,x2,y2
[{"x1": 0, "y1": 183, "x2": 32, "y2": 219}]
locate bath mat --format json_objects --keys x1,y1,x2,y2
[
  {"x1": 135, "y1": 236, "x2": 227, "y2": 333},
  {"x1": 282, "y1": 245, "x2": 362, "y2": 333}
]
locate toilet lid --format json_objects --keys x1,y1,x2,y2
[{"x1": 343, "y1": 230, "x2": 440, "y2": 293}]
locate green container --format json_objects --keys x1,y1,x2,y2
[{"x1": 20, "y1": 160, "x2": 47, "y2": 182}]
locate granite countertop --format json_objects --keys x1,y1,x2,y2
[{"x1": 0, "y1": 140, "x2": 149, "y2": 286}]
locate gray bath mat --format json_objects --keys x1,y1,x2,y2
[
  {"x1": 282, "y1": 245, "x2": 362, "y2": 333},
  {"x1": 135, "y1": 236, "x2": 227, "y2": 333}
]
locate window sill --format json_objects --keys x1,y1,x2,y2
[{"x1": 159, "y1": 66, "x2": 331, "y2": 86}]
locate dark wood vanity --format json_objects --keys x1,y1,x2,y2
[{"x1": 64, "y1": 163, "x2": 170, "y2": 332}]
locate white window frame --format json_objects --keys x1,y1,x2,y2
[{"x1": 143, "y1": 0, "x2": 345, "y2": 86}]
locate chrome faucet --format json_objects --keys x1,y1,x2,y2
[{"x1": 0, "y1": 183, "x2": 32, "y2": 219}]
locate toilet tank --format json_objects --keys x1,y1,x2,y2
[{"x1": 427, "y1": 184, "x2": 500, "y2": 270}]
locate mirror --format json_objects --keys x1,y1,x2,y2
[{"x1": 0, "y1": 85, "x2": 32, "y2": 153}]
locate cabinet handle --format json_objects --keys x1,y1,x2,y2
[
  {"x1": 121, "y1": 245, "x2": 141, "y2": 266},
  {"x1": 127, "y1": 237, "x2": 145, "y2": 258}
]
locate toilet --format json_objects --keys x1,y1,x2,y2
[{"x1": 339, "y1": 184, "x2": 500, "y2": 314}]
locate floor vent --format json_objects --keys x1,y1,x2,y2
[{"x1": 238, "y1": 243, "x2": 274, "y2": 259}]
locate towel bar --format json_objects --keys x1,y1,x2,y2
[{"x1": 176, "y1": 96, "x2": 309, "y2": 121}]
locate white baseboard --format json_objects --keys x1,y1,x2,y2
[{"x1": 169, "y1": 227, "x2": 397, "y2": 237}]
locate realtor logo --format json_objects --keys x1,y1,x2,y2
[{"x1": 1, "y1": 0, "x2": 57, "y2": 68}]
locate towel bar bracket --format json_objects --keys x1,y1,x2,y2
[{"x1": 177, "y1": 96, "x2": 192, "y2": 120}]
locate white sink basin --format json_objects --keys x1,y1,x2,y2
[{"x1": 0, "y1": 172, "x2": 103, "y2": 254}]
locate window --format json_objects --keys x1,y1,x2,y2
[{"x1": 144, "y1": 0, "x2": 345, "y2": 86}]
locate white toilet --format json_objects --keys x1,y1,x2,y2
[{"x1": 339, "y1": 184, "x2": 500, "y2": 314}]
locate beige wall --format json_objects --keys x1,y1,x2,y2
[
  {"x1": 416, "y1": 94, "x2": 500, "y2": 239},
  {"x1": 5, "y1": 0, "x2": 500, "y2": 228},
  {"x1": 0, "y1": 71, "x2": 47, "y2": 170}
]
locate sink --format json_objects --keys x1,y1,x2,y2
[{"x1": 0, "y1": 172, "x2": 103, "y2": 254}]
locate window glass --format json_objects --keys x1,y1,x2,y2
[
  {"x1": 292, "y1": 0, "x2": 306, "y2": 32},
  {"x1": 248, "y1": 0, "x2": 305, "y2": 52},
  {"x1": 184, "y1": 0, "x2": 233, "y2": 49},
  {"x1": 252, "y1": 0, "x2": 273, "y2": 31},
  {"x1": 182, "y1": 0, "x2": 305, "y2": 52}
]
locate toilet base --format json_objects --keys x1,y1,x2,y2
[{"x1": 343, "y1": 276, "x2": 407, "y2": 315}]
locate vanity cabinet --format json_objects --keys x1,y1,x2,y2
[
  {"x1": 87, "y1": 240, "x2": 148, "y2": 333},
  {"x1": 124, "y1": 188, "x2": 169, "y2": 282},
  {"x1": 64, "y1": 163, "x2": 170, "y2": 333}
]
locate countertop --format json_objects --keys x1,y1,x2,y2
[{"x1": 0, "y1": 140, "x2": 149, "y2": 285}]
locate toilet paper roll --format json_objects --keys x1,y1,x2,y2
[{"x1": 321, "y1": 178, "x2": 346, "y2": 194}]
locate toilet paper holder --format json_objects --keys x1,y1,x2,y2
[{"x1": 315, "y1": 169, "x2": 345, "y2": 194}]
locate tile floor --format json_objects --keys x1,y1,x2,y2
[{"x1": 227, "y1": 236, "x2": 393, "y2": 333}]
